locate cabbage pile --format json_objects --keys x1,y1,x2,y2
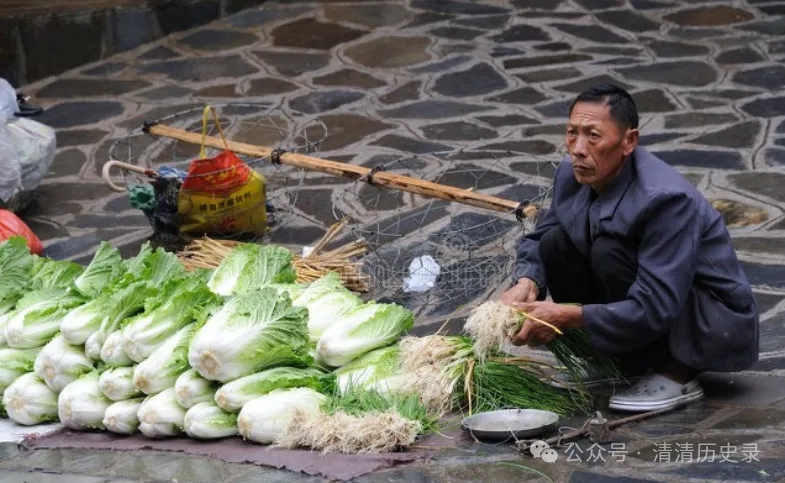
[{"x1": 0, "y1": 236, "x2": 424, "y2": 449}]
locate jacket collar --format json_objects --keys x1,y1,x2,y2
[{"x1": 592, "y1": 150, "x2": 636, "y2": 221}]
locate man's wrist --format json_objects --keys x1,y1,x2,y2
[{"x1": 563, "y1": 304, "x2": 583, "y2": 329}]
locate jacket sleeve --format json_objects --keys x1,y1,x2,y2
[
  {"x1": 512, "y1": 199, "x2": 560, "y2": 300},
  {"x1": 581, "y1": 190, "x2": 701, "y2": 353}
]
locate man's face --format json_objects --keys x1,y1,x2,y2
[{"x1": 565, "y1": 101, "x2": 638, "y2": 190}]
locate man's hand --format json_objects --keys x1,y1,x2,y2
[
  {"x1": 510, "y1": 301, "x2": 583, "y2": 346},
  {"x1": 500, "y1": 278, "x2": 538, "y2": 307}
]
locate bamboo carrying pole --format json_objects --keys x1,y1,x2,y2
[{"x1": 143, "y1": 122, "x2": 539, "y2": 220}]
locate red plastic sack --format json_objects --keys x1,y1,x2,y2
[{"x1": 0, "y1": 209, "x2": 43, "y2": 255}]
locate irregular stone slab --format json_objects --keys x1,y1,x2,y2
[
  {"x1": 35, "y1": 79, "x2": 150, "y2": 98},
  {"x1": 138, "y1": 55, "x2": 258, "y2": 82},
  {"x1": 596, "y1": 9, "x2": 660, "y2": 32},
  {"x1": 313, "y1": 69, "x2": 386, "y2": 89},
  {"x1": 432, "y1": 63, "x2": 508, "y2": 97},
  {"x1": 760, "y1": 315, "x2": 785, "y2": 352},
  {"x1": 630, "y1": 0, "x2": 671, "y2": 9},
  {"x1": 226, "y1": 5, "x2": 310, "y2": 27},
  {"x1": 476, "y1": 114, "x2": 541, "y2": 127},
  {"x1": 430, "y1": 26, "x2": 485, "y2": 40},
  {"x1": 104, "y1": 194, "x2": 133, "y2": 214},
  {"x1": 379, "y1": 100, "x2": 492, "y2": 119},
  {"x1": 195, "y1": 84, "x2": 240, "y2": 97},
  {"x1": 404, "y1": 12, "x2": 453, "y2": 28},
  {"x1": 729, "y1": 172, "x2": 785, "y2": 204},
  {"x1": 47, "y1": 149, "x2": 87, "y2": 177},
  {"x1": 426, "y1": 255, "x2": 512, "y2": 317},
  {"x1": 763, "y1": 147, "x2": 785, "y2": 167},
  {"x1": 452, "y1": 14, "x2": 510, "y2": 30},
  {"x1": 503, "y1": 53, "x2": 593, "y2": 69},
  {"x1": 324, "y1": 4, "x2": 410, "y2": 28},
  {"x1": 116, "y1": 103, "x2": 203, "y2": 130},
  {"x1": 551, "y1": 23, "x2": 629, "y2": 43},
  {"x1": 437, "y1": 165, "x2": 517, "y2": 191},
  {"x1": 716, "y1": 46, "x2": 765, "y2": 65},
  {"x1": 253, "y1": 51, "x2": 330, "y2": 77},
  {"x1": 438, "y1": 44, "x2": 476, "y2": 55},
  {"x1": 553, "y1": 74, "x2": 633, "y2": 93},
  {"x1": 421, "y1": 121, "x2": 497, "y2": 141},
  {"x1": 83, "y1": 62, "x2": 126, "y2": 77},
  {"x1": 582, "y1": 46, "x2": 643, "y2": 56},
  {"x1": 741, "y1": 96, "x2": 785, "y2": 118},
  {"x1": 370, "y1": 134, "x2": 452, "y2": 154},
  {"x1": 345, "y1": 36, "x2": 431, "y2": 68},
  {"x1": 480, "y1": 140, "x2": 557, "y2": 155},
  {"x1": 516, "y1": 67, "x2": 583, "y2": 82},
  {"x1": 138, "y1": 46, "x2": 179, "y2": 61},
  {"x1": 289, "y1": 90, "x2": 365, "y2": 114},
  {"x1": 634, "y1": 89, "x2": 679, "y2": 112},
  {"x1": 534, "y1": 42, "x2": 572, "y2": 52},
  {"x1": 246, "y1": 78, "x2": 299, "y2": 96},
  {"x1": 291, "y1": 189, "x2": 342, "y2": 226},
  {"x1": 534, "y1": 99, "x2": 573, "y2": 118},
  {"x1": 778, "y1": 120, "x2": 785, "y2": 133},
  {"x1": 356, "y1": 183, "x2": 407, "y2": 212},
  {"x1": 667, "y1": 27, "x2": 728, "y2": 40},
  {"x1": 710, "y1": 199, "x2": 768, "y2": 227},
  {"x1": 379, "y1": 81, "x2": 422, "y2": 105},
  {"x1": 654, "y1": 149, "x2": 745, "y2": 170},
  {"x1": 410, "y1": 0, "x2": 510, "y2": 15},
  {"x1": 56, "y1": 129, "x2": 108, "y2": 148},
  {"x1": 615, "y1": 61, "x2": 717, "y2": 87},
  {"x1": 511, "y1": 0, "x2": 563, "y2": 8},
  {"x1": 137, "y1": 85, "x2": 194, "y2": 100},
  {"x1": 271, "y1": 18, "x2": 367, "y2": 50},
  {"x1": 574, "y1": 0, "x2": 624, "y2": 8},
  {"x1": 430, "y1": 212, "x2": 517, "y2": 250},
  {"x1": 770, "y1": 40, "x2": 785, "y2": 55},
  {"x1": 685, "y1": 97, "x2": 729, "y2": 109},
  {"x1": 71, "y1": 214, "x2": 150, "y2": 229},
  {"x1": 410, "y1": 56, "x2": 471, "y2": 74},
  {"x1": 664, "y1": 6, "x2": 754, "y2": 26},
  {"x1": 491, "y1": 46, "x2": 524, "y2": 58},
  {"x1": 593, "y1": 57, "x2": 641, "y2": 66},
  {"x1": 737, "y1": 19, "x2": 785, "y2": 35},
  {"x1": 692, "y1": 89, "x2": 761, "y2": 100},
  {"x1": 646, "y1": 39, "x2": 710, "y2": 57},
  {"x1": 487, "y1": 86, "x2": 547, "y2": 105},
  {"x1": 510, "y1": 161, "x2": 557, "y2": 178},
  {"x1": 733, "y1": 65, "x2": 785, "y2": 91},
  {"x1": 178, "y1": 29, "x2": 259, "y2": 51},
  {"x1": 490, "y1": 24, "x2": 550, "y2": 42},
  {"x1": 269, "y1": 225, "x2": 326, "y2": 246},
  {"x1": 313, "y1": 114, "x2": 393, "y2": 151},
  {"x1": 759, "y1": 4, "x2": 785, "y2": 15},
  {"x1": 524, "y1": 124, "x2": 568, "y2": 136},
  {"x1": 36, "y1": 101, "x2": 125, "y2": 129},
  {"x1": 361, "y1": 153, "x2": 429, "y2": 170},
  {"x1": 640, "y1": 132, "x2": 687, "y2": 145},
  {"x1": 690, "y1": 121, "x2": 761, "y2": 149}
]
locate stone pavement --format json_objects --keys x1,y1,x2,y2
[{"x1": 6, "y1": 0, "x2": 785, "y2": 481}]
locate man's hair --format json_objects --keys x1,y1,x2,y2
[{"x1": 569, "y1": 83, "x2": 639, "y2": 130}]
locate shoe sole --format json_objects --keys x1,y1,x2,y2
[{"x1": 608, "y1": 389, "x2": 704, "y2": 412}]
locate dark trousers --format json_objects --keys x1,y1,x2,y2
[{"x1": 538, "y1": 226, "x2": 698, "y2": 379}]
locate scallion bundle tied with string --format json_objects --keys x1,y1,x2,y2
[{"x1": 464, "y1": 300, "x2": 621, "y2": 393}]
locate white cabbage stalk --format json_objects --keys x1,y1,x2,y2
[
  {"x1": 58, "y1": 372, "x2": 113, "y2": 430},
  {"x1": 60, "y1": 303, "x2": 106, "y2": 345},
  {"x1": 103, "y1": 398, "x2": 144, "y2": 434},
  {"x1": 134, "y1": 325, "x2": 194, "y2": 395},
  {"x1": 84, "y1": 330, "x2": 104, "y2": 361},
  {"x1": 2, "y1": 373, "x2": 59, "y2": 426},
  {"x1": 99, "y1": 367, "x2": 141, "y2": 401},
  {"x1": 175, "y1": 369, "x2": 216, "y2": 409},
  {"x1": 34, "y1": 335, "x2": 94, "y2": 393},
  {"x1": 237, "y1": 387, "x2": 326, "y2": 444},
  {"x1": 4, "y1": 310, "x2": 61, "y2": 349},
  {"x1": 214, "y1": 367, "x2": 330, "y2": 413},
  {"x1": 0, "y1": 347, "x2": 39, "y2": 392},
  {"x1": 188, "y1": 289, "x2": 310, "y2": 383},
  {"x1": 183, "y1": 402, "x2": 238, "y2": 439},
  {"x1": 316, "y1": 303, "x2": 414, "y2": 367},
  {"x1": 137, "y1": 387, "x2": 186, "y2": 438},
  {"x1": 0, "y1": 313, "x2": 9, "y2": 346},
  {"x1": 100, "y1": 330, "x2": 133, "y2": 367}
]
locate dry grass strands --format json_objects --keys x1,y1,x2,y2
[
  {"x1": 176, "y1": 219, "x2": 370, "y2": 292},
  {"x1": 464, "y1": 300, "x2": 522, "y2": 358},
  {"x1": 399, "y1": 335, "x2": 459, "y2": 371},
  {"x1": 276, "y1": 409, "x2": 422, "y2": 454}
]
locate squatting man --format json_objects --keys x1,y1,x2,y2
[{"x1": 501, "y1": 84, "x2": 759, "y2": 412}]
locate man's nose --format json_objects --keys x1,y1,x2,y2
[{"x1": 571, "y1": 135, "x2": 589, "y2": 156}]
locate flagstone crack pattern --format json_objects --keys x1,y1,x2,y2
[{"x1": 14, "y1": 0, "x2": 785, "y2": 363}]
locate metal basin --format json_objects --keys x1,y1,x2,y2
[{"x1": 461, "y1": 409, "x2": 559, "y2": 441}]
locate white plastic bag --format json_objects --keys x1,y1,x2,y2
[
  {"x1": 403, "y1": 255, "x2": 441, "y2": 293},
  {"x1": 0, "y1": 78, "x2": 56, "y2": 205}
]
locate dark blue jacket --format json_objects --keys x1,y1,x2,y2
[{"x1": 514, "y1": 146, "x2": 759, "y2": 372}]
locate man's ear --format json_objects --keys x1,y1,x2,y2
[{"x1": 622, "y1": 128, "x2": 639, "y2": 157}]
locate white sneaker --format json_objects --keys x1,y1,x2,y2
[
  {"x1": 608, "y1": 372, "x2": 704, "y2": 413},
  {"x1": 546, "y1": 368, "x2": 641, "y2": 390}
]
